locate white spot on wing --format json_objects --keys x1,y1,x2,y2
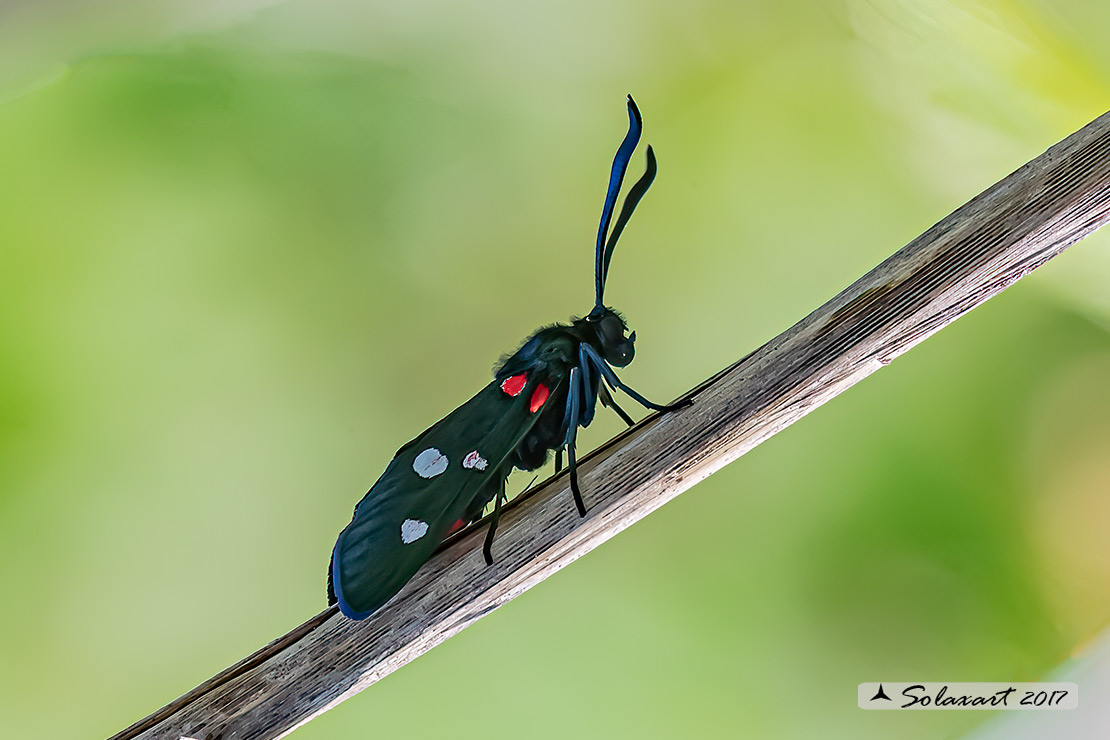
[
  {"x1": 462, "y1": 450, "x2": 488, "y2": 471},
  {"x1": 400, "y1": 518, "x2": 429, "y2": 544},
  {"x1": 413, "y1": 448, "x2": 448, "y2": 478}
]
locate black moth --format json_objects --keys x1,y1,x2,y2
[{"x1": 328, "y1": 96, "x2": 686, "y2": 619}]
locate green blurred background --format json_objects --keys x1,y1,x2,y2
[{"x1": 2, "y1": 1, "x2": 1110, "y2": 738}]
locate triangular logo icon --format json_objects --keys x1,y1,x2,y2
[{"x1": 871, "y1": 684, "x2": 892, "y2": 701}]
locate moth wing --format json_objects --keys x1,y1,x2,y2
[{"x1": 330, "y1": 376, "x2": 550, "y2": 619}]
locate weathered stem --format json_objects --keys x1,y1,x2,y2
[{"x1": 111, "y1": 110, "x2": 1110, "y2": 740}]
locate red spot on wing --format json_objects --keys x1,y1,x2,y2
[
  {"x1": 501, "y1": 374, "x2": 527, "y2": 397},
  {"x1": 447, "y1": 519, "x2": 467, "y2": 536},
  {"x1": 529, "y1": 383, "x2": 550, "y2": 413}
]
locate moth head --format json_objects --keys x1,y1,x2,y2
[{"x1": 587, "y1": 306, "x2": 636, "y2": 368}]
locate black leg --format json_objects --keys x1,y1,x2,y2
[
  {"x1": 562, "y1": 367, "x2": 588, "y2": 517},
  {"x1": 609, "y1": 397, "x2": 636, "y2": 426},
  {"x1": 644, "y1": 394, "x2": 693, "y2": 412},
  {"x1": 609, "y1": 376, "x2": 678, "y2": 412},
  {"x1": 483, "y1": 478, "x2": 506, "y2": 566},
  {"x1": 554, "y1": 449, "x2": 563, "y2": 473},
  {"x1": 600, "y1": 385, "x2": 635, "y2": 427},
  {"x1": 567, "y1": 437, "x2": 586, "y2": 517},
  {"x1": 582, "y1": 343, "x2": 692, "y2": 413}
]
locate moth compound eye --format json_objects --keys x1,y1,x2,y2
[{"x1": 599, "y1": 315, "x2": 625, "y2": 344}]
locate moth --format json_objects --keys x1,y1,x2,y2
[{"x1": 328, "y1": 96, "x2": 687, "y2": 619}]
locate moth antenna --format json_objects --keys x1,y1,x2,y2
[
  {"x1": 595, "y1": 95, "x2": 643, "y2": 307},
  {"x1": 601, "y1": 145, "x2": 656, "y2": 289}
]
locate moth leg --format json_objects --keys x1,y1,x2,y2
[
  {"x1": 567, "y1": 437, "x2": 586, "y2": 517},
  {"x1": 483, "y1": 477, "x2": 507, "y2": 566},
  {"x1": 554, "y1": 449, "x2": 563, "y2": 473},
  {"x1": 600, "y1": 384, "x2": 635, "y2": 427},
  {"x1": 614, "y1": 379, "x2": 691, "y2": 413},
  {"x1": 577, "y1": 347, "x2": 601, "y2": 427},
  {"x1": 582, "y1": 343, "x2": 692, "y2": 413},
  {"x1": 559, "y1": 367, "x2": 588, "y2": 517}
]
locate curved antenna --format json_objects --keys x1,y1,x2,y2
[
  {"x1": 595, "y1": 95, "x2": 643, "y2": 307},
  {"x1": 601, "y1": 145, "x2": 656, "y2": 290}
]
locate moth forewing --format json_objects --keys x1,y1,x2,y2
[{"x1": 330, "y1": 375, "x2": 553, "y2": 619}]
